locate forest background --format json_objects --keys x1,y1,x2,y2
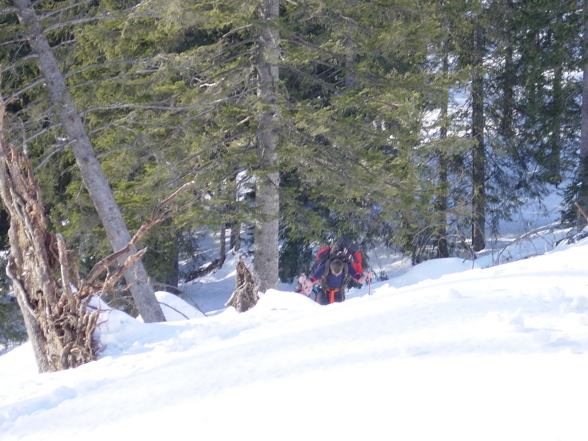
[{"x1": 1, "y1": 0, "x2": 587, "y2": 350}]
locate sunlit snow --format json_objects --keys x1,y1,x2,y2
[{"x1": 1, "y1": 199, "x2": 588, "y2": 441}]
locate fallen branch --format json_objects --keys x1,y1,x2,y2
[
  {"x1": 158, "y1": 301, "x2": 190, "y2": 320},
  {"x1": 575, "y1": 201, "x2": 588, "y2": 224},
  {"x1": 83, "y1": 181, "x2": 196, "y2": 286}
]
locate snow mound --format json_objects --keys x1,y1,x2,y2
[
  {"x1": 154, "y1": 291, "x2": 205, "y2": 321},
  {"x1": 254, "y1": 289, "x2": 320, "y2": 312},
  {"x1": 388, "y1": 257, "x2": 479, "y2": 288}
]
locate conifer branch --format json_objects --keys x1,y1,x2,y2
[{"x1": 37, "y1": 0, "x2": 95, "y2": 21}]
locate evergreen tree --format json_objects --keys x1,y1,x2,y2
[
  {"x1": 278, "y1": 0, "x2": 453, "y2": 257},
  {"x1": 431, "y1": 0, "x2": 582, "y2": 254},
  {"x1": 4, "y1": 0, "x2": 582, "y2": 288},
  {"x1": 72, "y1": 0, "x2": 445, "y2": 278},
  {"x1": 482, "y1": 0, "x2": 581, "y2": 232}
]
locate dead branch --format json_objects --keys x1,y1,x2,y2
[
  {"x1": 575, "y1": 201, "x2": 588, "y2": 224},
  {"x1": 98, "y1": 248, "x2": 148, "y2": 295},
  {"x1": 83, "y1": 181, "x2": 195, "y2": 286},
  {"x1": 158, "y1": 302, "x2": 190, "y2": 320}
]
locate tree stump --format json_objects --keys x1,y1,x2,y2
[{"x1": 225, "y1": 258, "x2": 259, "y2": 313}]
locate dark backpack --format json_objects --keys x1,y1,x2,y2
[
  {"x1": 312, "y1": 238, "x2": 362, "y2": 275},
  {"x1": 312, "y1": 238, "x2": 362, "y2": 284}
]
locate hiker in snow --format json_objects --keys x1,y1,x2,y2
[{"x1": 303, "y1": 257, "x2": 373, "y2": 305}]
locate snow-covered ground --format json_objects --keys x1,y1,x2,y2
[{"x1": 1, "y1": 196, "x2": 588, "y2": 441}]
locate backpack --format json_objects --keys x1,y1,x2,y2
[{"x1": 312, "y1": 237, "x2": 363, "y2": 282}]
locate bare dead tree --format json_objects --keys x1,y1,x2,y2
[
  {"x1": 0, "y1": 94, "x2": 196, "y2": 372},
  {"x1": 225, "y1": 258, "x2": 259, "y2": 313},
  {"x1": 0, "y1": 101, "x2": 97, "y2": 372}
]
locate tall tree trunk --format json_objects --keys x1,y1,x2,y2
[
  {"x1": 500, "y1": 27, "x2": 515, "y2": 142},
  {"x1": 435, "y1": 40, "x2": 450, "y2": 258},
  {"x1": 219, "y1": 224, "x2": 227, "y2": 266},
  {"x1": 229, "y1": 171, "x2": 241, "y2": 254},
  {"x1": 344, "y1": 0, "x2": 358, "y2": 90},
  {"x1": 11, "y1": 0, "x2": 165, "y2": 322},
  {"x1": 471, "y1": 26, "x2": 486, "y2": 252},
  {"x1": 254, "y1": 0, "x2": 280, "y2": 292},
  {"x1": 230, "y1": 222, "x2": 241, "y2": 253},
  {"x1": 580, "y1": 3, "x2": 588, "y2": 228},
  {"x1": 547, "y1": 63, "x2": 563, "y2": 185}
]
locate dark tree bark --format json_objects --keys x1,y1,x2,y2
[
  {"x1": 219, "y1": 224, "x2": 227, "y2": 266},
  {"x1": 230, "y1": 222, "x2": 241, "y2": 254},
  {"x1": 435, "y1": 34, "x2": 450, "y2": 259},
  {"x1": 471, "y1": 26, "x2": 486, "y2": 252}
]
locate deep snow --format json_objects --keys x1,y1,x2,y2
[{"x1": 1, "y1": 198, "x2": 588, "y2": 440}]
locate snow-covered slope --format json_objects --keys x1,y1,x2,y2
[{"x1": 1, "y1": 230, "x2": 588, "y2": 441}]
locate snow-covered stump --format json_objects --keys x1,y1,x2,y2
[{"x1": 226, "y1": 258, "x2": 259, "y2": 312}]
